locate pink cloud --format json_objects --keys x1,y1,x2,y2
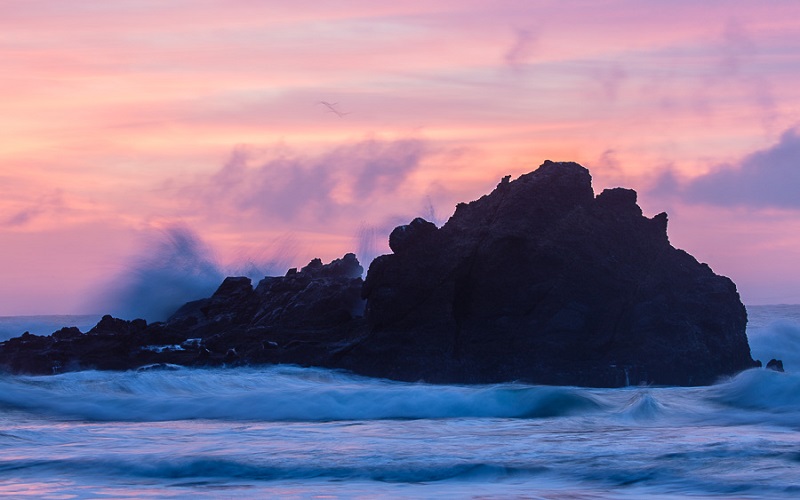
[
  {"x1": 180, "y1": 138, "x2": 427, "y2": 223},
  {"x1": 3, "y1": 190, "x2": 65, "y2": 227},
  {"x1": 2, "y1": 1, "x2": 800, "y2": 312}
]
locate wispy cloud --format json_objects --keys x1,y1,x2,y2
[
  {"x1": 652, "y1": 127, "x2": 800, "y2": 209},
  {"x1": 719, "y1": 17, "x2": 757, "y2": 75},
  {"x1": 504, "y1": 27, "x2": 538, "y2": 72},
  {"x1": 181, "y1": 138, "x2": 427, "y2": 225},
  {"x1": 714, "y1": 17, "x2": 777, "y2": 130},
  {"x1": 3, "y1": 190, "x2": 65, "y2": 228}
]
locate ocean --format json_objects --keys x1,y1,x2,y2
[{"x1": 0, "y1": 305, "x2": 798, "y2": 499}]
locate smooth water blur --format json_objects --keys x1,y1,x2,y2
[
  {"x1": 0, "y1": 306, "x2": 799, "y2": 498},
  {"x1": 1, "y1": 365, "x2": 800, "y2": 498}
]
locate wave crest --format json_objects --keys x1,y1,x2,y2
[
  {"x1": 711, "y1": 368, "x2": 800, "y2": 413},
  {"x1": 0, "y1": 366, "x2": 602, "y2": 422}
]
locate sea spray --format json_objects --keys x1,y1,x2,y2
[
  {"x1": 747, "y1": 314, "x2": 800, "y2": 372},
  {"x1": 711, "y1": 368, "x2": 800, "y2": 413},
  {"x1": 83, "y1": 226, "x2": 297, "y2": 322}
]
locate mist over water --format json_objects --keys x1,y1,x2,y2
[
  {"x1": 84, "y1": 226, "x2": 300, "y2": 322},
  {"x1": 79, "y1": 223, "x2": 395, "y2": 322},
  {"x1": 86, "y1": 227, "x2": 222, "y2": 321}
]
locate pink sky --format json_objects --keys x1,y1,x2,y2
[{"x1": 2, "y1": 1, "x2": 800, "y2": 315}]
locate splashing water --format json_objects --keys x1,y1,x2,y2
[{"x1": 84, "y1": 226, "x2": 300, "y2": 322}]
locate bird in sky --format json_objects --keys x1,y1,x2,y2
[{"x1": 318, "y1": 101, "x2": 351, "y2": 118}]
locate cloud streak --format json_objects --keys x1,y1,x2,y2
[
  {"x1": 652, "y1": 128, "x2": 800, "y2": 209},
  {"x1": 3, "y1": 190, "x2": 66, "y2": 228},
  {"x1": 185, "y1": 138, "x2": 427, "y2": 225},
  {"x1": 504, "y1": 27, "x2": 538, "y2": 72}
]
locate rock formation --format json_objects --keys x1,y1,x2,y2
[
  {"x1": 766, "y1": 359, "x2": 785, "y2": 372},
  {"x1": 0, "y1": 161, "x2": 760, "y2": 386},
  {"x1": 0, "y1": 254, "x2": 366, "y2": 374},
  {"x1": 347, "y1": 161, "x2": 757, "y2": 385}
]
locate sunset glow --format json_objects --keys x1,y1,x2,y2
[{"x1": 2, "y1": 1, "x2": 800, "y2": 314}]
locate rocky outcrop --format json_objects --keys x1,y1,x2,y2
[
  {"x1": 168, "y1": 252, "x2": 364, "y2": 331},
  {"x1": 0, "y1": 254, "x2": 366, "y2": 374},
  {"x1": 168, "y1": 252, "x2": 366, "y2": 367},
  {"x1": 766, "y1": 359, "x2": 785, "y2": 372},
  {"x1": 0, "y1": 161, "x2": 760, "y2": 386},
  {"x1": 346, "y1": 161, "x2": 757, "y2": 386}
]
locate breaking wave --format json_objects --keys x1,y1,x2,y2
[
  {"x1": 0, "y1": 366, "x2": 602, "y2": 422},
  {"x1": 2, "y1": 364, "x2": 799, "y2": 428}
]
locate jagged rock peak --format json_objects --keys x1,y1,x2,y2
[
  {"x1": 389, "y1": 217, "x2": 438, "y2": 254},
  {"x1": 357, "y1": 159, "x2": 756, "y2": 386},
  {"x1": 88, "y1": 315, "x2": 147, "y2": 335},
  {"x1": 595, "y1": 187, "x2": 641, "y2": 216},
  {"x1": 297, "y1": 253, "x2": 363, "y2": 279},
  {"x1": 211, "y1": 276, "x2": 253, "y2": 299}
]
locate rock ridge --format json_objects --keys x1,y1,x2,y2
[{"x1": 0, "y1": 161, "x2": 760, "y2": 386}]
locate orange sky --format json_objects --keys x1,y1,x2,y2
[{"x1": 2, "y1": 1, "x2": 800, "y2": 315}]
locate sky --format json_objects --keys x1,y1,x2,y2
[{"x1": 2, "y1": 0, "x2": 800, "y2": 316}]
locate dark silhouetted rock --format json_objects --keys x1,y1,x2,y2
[
  {"x1": 167, "y1": 253, "x2": 365, "y2": 331},
  {"x1": 389, "y1": 217, "x2": 438, "y2": 254},
  {"x1": 766, "y1": 359, "x2": 785, "y2": 372},
  {"x1": 0, "y1": 254, "x2": 366, "y2": 375},
  {"x1": 346, "y1": 160, "x2": 757, "y2": 386},
  {"x1": 89, "y1": 315, "x2": 147, "y2": 335},
  {"x1": 300, "y1": 253, "x2": 363, "y2": 279},
  {"x1": 52, "y1": 327, "x2": 82, "y2": 341}
]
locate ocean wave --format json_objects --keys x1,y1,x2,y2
[
  {"x1": 748, "y1": 318, "x2": 800, "y2": 372},
  {"x1": 710, "y1": 368, "x2": 800, "y2": 413},
  {"x1": 0, "y1": 366, "x2": 603, "y2": 422},
  {"x1": 5, "y1": 364, "x2": 800, "y2": 427},
  {"x1": 0, "y1": 455, "x2": 551, "y2": 483},
  {"x1": 616, "y1": 391, "x2": 666, "y2": 422}
]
